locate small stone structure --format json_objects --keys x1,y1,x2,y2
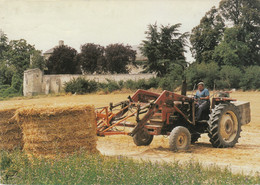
[{"x1": 23, "y1": 68, "x2": 155, "y2": 96}]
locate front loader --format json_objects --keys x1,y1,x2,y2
[{"x1": 95, "y1": 89, "x2": 250, "y2": 151}]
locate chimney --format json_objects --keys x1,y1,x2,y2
[{"x1": 59, "y1": 40, "x2": 64, "y2": 46}]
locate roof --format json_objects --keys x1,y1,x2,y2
[{"x1": 44, "y1": 48, "x2": 55, "y2": 55}]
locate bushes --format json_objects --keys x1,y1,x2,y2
[
  {"x1": 64, "y1": 78, "x2": 98, "y2": 94},
  {"x1": 100, "y1": 80, "x2": 122, "y2": 93},
  {"x1": 0, "y1": 85, "x2": 20, "y2": 99},
  {"x1": 186, "y1": 62, "x2": 220, "y2": 90},
  {"x1": 240, "y1": 66, "x2": 260, "y2": 90},
  {"x1": 217, "y1": 65, "x2": 242, "y2": 89},
  {"x1": 60, "y1": 65, "x2": 260, "y2": 95},
  {"x1": 185, "y1": 63, "x2": 260, "y2": 90},
  {"x1": 0, "y1": 74, "x2": 23, "y2": 99},
  {"x1": 64, "y1": 77, "x2": 161, "y2": 94}
]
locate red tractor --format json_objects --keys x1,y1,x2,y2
[{"x1": 96, "y1": 89, "x2": 250, "y2": 151}]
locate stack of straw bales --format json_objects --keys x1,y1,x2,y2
[
  {"x1": 15, "y1": 104, "x2": 98, "y2": 157},
  {"x1": 0, "y1": 107, "x2": 23, "y2": 150}
]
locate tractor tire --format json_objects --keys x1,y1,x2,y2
[
  {"x1": 133, "y1": 129, "x2": 153, "y2": 146},
  {"x1": 191, "y1": 133, "x2": 201, "y2": 144},
  {"x1": 208, "y1": 103, "x2": 242, "y2": 148},
  {"x1": 169, "y1": 126, "x2": 191, "y2": 151}
]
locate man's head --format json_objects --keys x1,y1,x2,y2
[{"x1": 197, "y1": 82, "x2": 204, "y2": 91}]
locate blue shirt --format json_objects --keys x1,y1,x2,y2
[{"x1": 195, "y1": 88, "x2": 210, "y2": 104}]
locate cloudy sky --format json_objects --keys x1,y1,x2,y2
[{"x1": 0, "y1": 0, "x2": 220, "y2": 62}]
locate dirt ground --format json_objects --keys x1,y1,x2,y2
[{"x1": 1, "y1": 91, "x2": 260, "y2": 175}]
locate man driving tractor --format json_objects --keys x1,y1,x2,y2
[{"x1": 194, "y1": 82, "x2": 210, "y2": 121}]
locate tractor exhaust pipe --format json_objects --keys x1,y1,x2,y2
[{"x1": 181, "y1": 78, "x2": 187, "y2": 96}]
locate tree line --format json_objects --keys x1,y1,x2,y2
[
  {"x1": 46, "y1": 43, "x2": 136, "y2": 75},
  {"x1": 141, "y1": 0, "x2": 260, "y2": 90}
]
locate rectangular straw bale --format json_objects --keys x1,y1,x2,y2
[
  {"x1": 0, "y1": 108, "x2": 23, "y2": 151},
  {"x1": 15, "y1": 104, "x2": 98, "y2": 157}
]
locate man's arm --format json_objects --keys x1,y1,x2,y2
[
  {"x1": 200, "y1": 89, "x2": 210, "y2": 100},
  {"x1": 200, "y1": 96, "x2": 209, "y2": 100}
]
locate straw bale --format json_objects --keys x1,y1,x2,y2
[
  {"x1": 15, "y1": 104, "x2": 98, "y2": 157},
  {"x1": 0, "y1": 108, "x2": 23, "y2": 150}
]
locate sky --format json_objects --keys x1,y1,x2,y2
[{"x1": 0, "y1": 0, "x2": 220, "y2": 62}]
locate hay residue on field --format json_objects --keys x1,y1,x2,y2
[
  {"x1": 0, "y1": 107, "x2": 23, "y2": 151},
  {"x1": 15, "y1": 104, "x2": 98, "y2": 157}
]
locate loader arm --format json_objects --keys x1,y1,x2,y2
[{"x1": 96, "y1": 89, "x2": 194, "y2": 137}]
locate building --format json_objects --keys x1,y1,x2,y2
[{"x1": 43, "y1": 40, "x2": 64, "y2": 60}]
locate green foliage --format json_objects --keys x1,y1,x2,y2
[
  {"x1": 186, "y1": 62, "x2": 220, "y2": 89},
  {"x1": 0, "y1": 31, "x2": 9, "y2": 58},
  {"x1": 0, "y1": 86, "x2": 19, "y2": 99},
  {"x1": 105, "y1": 44, "x2": 136, "y2": 74},
  {"x1": 191, "y1": 0, "x2": 260, "y2": 66},
  {"x1": 6, "y1": 39, "x2": 36, "y2": 76},
  {"x1": 29, "y1": 50, "x2": 46, "y2": 70},
  {"x1": 217, "y1": 65, "x2": 242, "y2": 89},
  {"x1": 0, "y1": 73, "x2": 23, "y2": 98},
  {"x1": 146, "y1": 77, "x2": 160, "y2": 89},
  {"x1": 64, "y1": 78, "x2": 98, "y2": 94},
  {"x1": 0, "y1": 62, "x2": 14, "y2": 85},
  {"x1": 240, "y1": 66, "x2": 260, "y2": 90},
  {"x1": 123, "y1": 78, "x2": 160, "y2": 90},
  {"x1": 190, "y1": 7, "x2": 225, "y2": 63},
  {"x1": 46, "y1": 45, "x2": 79, "y2": 74},
  {"x1": 213, "y1": 27, "x2": 250, "y2": 66},
  {"x1": 0, "y1": 150, "x2": 259, "y2": 184},
  {"x1": 100, "y1": 80, "x2": 122, "y2": 93},
  {"x1": 141, "y1": 23, "x2": 188, "y2": 76},
  {"x1": 219, "y1": 0, "x2": 260, "y2": 65},
  {"x1": 11, "y1": 73, "x2": 23, "y2": 92},
  {"x1": 158, "y1": 65, "x2": 183, "y2": 91},
  {"x1": 0, "y1": 32, "x2": 43, "y2": 98}
]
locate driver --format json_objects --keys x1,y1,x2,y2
[{"x1": 194, "y1": 82, "x2": 210, "y2": 121}]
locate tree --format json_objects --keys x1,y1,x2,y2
[
  {"x1": 105, "y1": 44, "x2": 136, "y2": 74},
  {"x1": 141, "y1": 23, "x2": 188, "y2": 77},
  {"x1": 213, "y1": 27, "x2": 250, "y2": 66},
  {"x1": 5, "y1": 39, "x2": 35, "y2": 76},
  {"x1": 78, "y1": 43, "x2": 105, "y2": 74},
  {"x1": 219, "y1": 0, "x2": 260, "y2": 65},
  {"x1": 0, "y1": 61, "x2": 14, "y2": 85},
  {"x1": 185, "y1": 62, "x2": 220, "y2": 89},
  {"x1": 0, "y1": 31, "x2": 13, "y2": 85},
  {"x1": 46, "y1": 45, "x2": 79, "y2": 74},
  {"x1": 239, "y1": 66, "x2": 260, "y2": 90},
  {"x1": 29, "y1": 50, "x2": 46, "y2": 70},
  {"x1": 0, "y1": 31, "x2": 9, "y2": 58},
  {"x1": 190, "y1": 7, "x2": 225, "y2": 63},
  {"x1": 218, "y1": 65, "x2": 242, "y2": 89}
]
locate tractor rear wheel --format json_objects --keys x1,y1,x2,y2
[
  {"x1": 208, "y1": 103, "x2": 241, "y2": 148},
  {"x1": 133, "y1": 129, "x2": 153, "y2": 146},
  {"x1": 169, "y1": 126, "x2": 191, "y2": 151}
]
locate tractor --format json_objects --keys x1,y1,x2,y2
[{"x1": 95, "y1": 89, "x2": 250, "y2": 151}]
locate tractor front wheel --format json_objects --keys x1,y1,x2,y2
[
  {"x1": 208, "y1": 103, "x2": 241, "y2": 148},
  {"x1": 169, "y1": 126, "x2": 191, "y2": 151},
  {"x1": 133, "y1": 129, "x2": 153, "y2": 146}
]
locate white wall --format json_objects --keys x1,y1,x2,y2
[{"x1": 23, "y1": 68, "x2": 156, "y2": 96}]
